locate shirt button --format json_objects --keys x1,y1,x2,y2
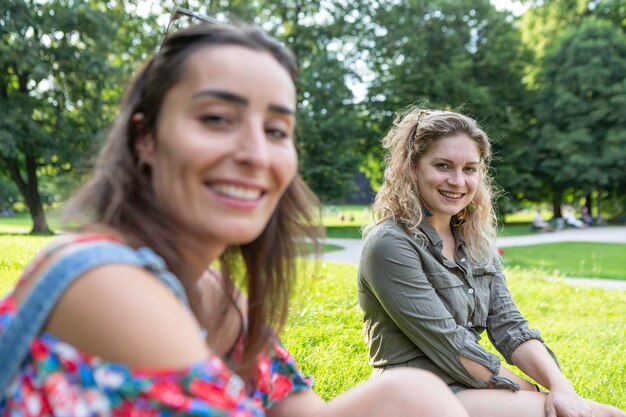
[
  {"x1": 467, "y1": 321, "x2": 473, "y2": 328},
  {"x1": 468, "y1": 288, "x2": 474, "y2": 294},
  {"x1": 460, "y1": 258, "x2": 466, "y2": 263}
]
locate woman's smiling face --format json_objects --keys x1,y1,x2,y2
[
  {"x1": 137, "y1": 45, "x2": 297, "y2": 255},
  {"x1": 415, "y1": 133, "x2": 481, "y2": 223}
]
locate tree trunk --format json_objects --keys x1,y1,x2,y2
[
  {"x1": 3, "y1": 155, "x2": 52, "y2": 235},
  {"x1": 551, "y1": 188, "x2": 563, "y2": 218},
  {"x1": 584, "y1": 193, "x2": 592, "y2": 216},
  {"x1": 597, "y1": 192, "x2": 603, "y2": 220}
]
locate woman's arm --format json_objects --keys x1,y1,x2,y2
[
  {"x1": 511, "y1": 340, "x2": 566, "y2": 390},
  {"x1": 458, "y1": 357, "x2": 537, "y2": 391},
  {"x1": 512, "y1": 340, "x2": 592, "y2": 417}
]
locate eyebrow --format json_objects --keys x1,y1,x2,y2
[
  {"x1": 435, "y1": 158, "x2": 481, "y2": 165},
  {"x1": 192, "y1": 88, "x2": 295, "y2": 115}
]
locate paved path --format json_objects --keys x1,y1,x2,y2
[{"x1": 319, "y1": 226, "x2": 626, "y2": 290}]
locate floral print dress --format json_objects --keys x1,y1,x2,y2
[{"x1": 0, "y1": 237, "x2": 312, "y2": 416}]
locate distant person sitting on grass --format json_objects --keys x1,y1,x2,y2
[
  {"x1": 581, "y1": 206, "x2": 594, "y2": 227},
  {"x1": 0, "y1": 12, "x2": 469, "y2": 417},
  {"x1": 358, "y1": 106, "x2": 626, "y2": 417},
  {"x1": 532, "y1": 209, "x2": 553, "y2": 232},
  {"x1": 564, "y1": 205, "x2": 587, "y2": 229}
]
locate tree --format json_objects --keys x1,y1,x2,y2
[
  {"x1": 360, "y1": 0, "x2": 531, "y2": 210},
  {"x1": 0, "y1": 1, "x2": 158, "y2": 234},
  {"x1": 282, "y1": 2, "x2": 364, "y2": 202},
  {"x1": 531, "y1": 18, "x2": 626, "y2": 217}
]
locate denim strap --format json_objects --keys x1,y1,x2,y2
[{"x1": 0, "y1": 242, "x2": 189, "y2": 393}]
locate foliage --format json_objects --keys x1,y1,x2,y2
[
  {"x1": 521, "y1": 0, "x2": 626, "y2": 82},
  {"x1": 529, "y1": 18, "x2": 626, "y2": 216},
  {"x1": 0, "y1": 0, "x2": 159, "y2": 233},
  {"x1": 0, "y1": 176, "x2": 20, "y2": 211},
  {"x1": 358, "y1": 0, "x2": 532, "y2": 199},
  {"x1": 1, "y1": 0, "x2": 625, "y2": 219}
]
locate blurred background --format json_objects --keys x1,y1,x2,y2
[{"x1": 1, "y1": 0, "x2": 626, "y2": 234}]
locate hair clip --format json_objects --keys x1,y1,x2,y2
[{"x1": 408, "y1": 125, "x2": 417, "y2": 149}]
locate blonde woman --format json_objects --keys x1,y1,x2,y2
[{"x1": 358, "y1": 107, "x2": 625, "y2": 417}]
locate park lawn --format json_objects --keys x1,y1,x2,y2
[
  {"x1": 325, "y1": 225, "x2": 363, "y2": 239},
  {"x1": 497, "y1": 222, "x2": 536, "y2": 237},
  {"x1": 0, "y1": 212, "x2": 62, "y2": 234},
  {"x1": 502, "y1": 242, "x2": 626, "y2": 280},
  {"x1": 327, "y1": 222, "x2": 540, "y2": 240},
  {"x1": 0, "y1": 235, "x2": 51, "y2": 295},
  {"x1": 0, "y1": 235, "x2": 625, "y2": 408},
  {"x1": 1, "y1": 207, "x2": 542, "y2": 239}
]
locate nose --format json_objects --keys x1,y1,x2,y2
[
  {"x1": 234, "y1": 118, "x2": 269, "y2": 168},
  {"x1": 446, "y1": 169, "x2": 465, "y2": 187}
]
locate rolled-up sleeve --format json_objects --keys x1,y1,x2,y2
[
  {"x1": 486, "y1": 257, "x2": 545, "y2": 364},
  {"x1": 361, "y1": 227, "x2": 505, "y2": 389}
]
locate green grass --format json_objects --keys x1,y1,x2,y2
[
  {"x1": 502, "y1": 242, "x2": 626, "y2": 280},
  {"x1": 0, "y1": 212, "x2": 61, "y2": 234},
  {"x1": 326, "y1": 222, "x2": 543, "y2": 240},
  {"x1": 505, "y1": 210, "x2": 543, "y2": 223},
  {"x1": 0, "y1": 235, "x2": 624, "y2": 408},
  {"x1": 303, "y1": 242, "x2": 344, "y2": 255},
  {"x1": 325, "y1": 225, "x2": 363, "y2": 239},
  {"x1": 0, "y1": 207, "x2": 546, "y2": 241},
  {"x1": 498, "y1": 223, "x2": 536, "y2": 237},
  {"x1": 0, "y1": 234, "x2": 51, "y2": 295},
  {"x1": 322, "y1": 204, "x2": 371, "y2": 227}
]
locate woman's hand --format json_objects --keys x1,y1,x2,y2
[{"x1": 545, "y1": 388, "x2": 593, "y2": 417}]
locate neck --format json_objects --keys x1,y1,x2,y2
[
  {"x1": 177, "y1": 233, "x2": 226, "y2": 287},
  {"x1": 426, "y1": 214, "x2": 453, "y2": 237}
]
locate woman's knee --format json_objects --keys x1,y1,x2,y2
[
  {"x1": 383, "y1": 368, "x2": 446, "y2": 389},
  {"x1": 375, "y1": 369, "x2": 457, "y2": 409}
]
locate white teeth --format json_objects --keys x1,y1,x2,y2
[
  {"x1": 211, "y1": 184, "x2": 262, "y2": 200},
  {"x1": 440, "y1": 191, "x2": 463, "y2": 199}
]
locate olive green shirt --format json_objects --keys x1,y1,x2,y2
[{"x1": 358, "y1": 220, "x2": 548, "y2": 391}]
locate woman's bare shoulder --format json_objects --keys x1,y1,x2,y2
[
  {"x1": 44, "y1": 262, "x2": 209, "y2": 369},
  {"x1": 13, "y1": 228, "x2": 209, "y2": 369}
]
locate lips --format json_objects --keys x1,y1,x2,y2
[
  {"x1": 209, "y1": 183, "x2": 264, "y2": 201},
  {"x1": 439, "y1": 190, "x2": 464, "y2": 199}
]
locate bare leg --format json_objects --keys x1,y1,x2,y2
[
  {"x1": 456, "y1": 389, "x2": 626, "y2": 417},
  {"x1": 322, "y1": 369, "x2": 469, "y2": 417},
  {"x1": 269, "y1": 368, "x2": 469, "y2": 417}
]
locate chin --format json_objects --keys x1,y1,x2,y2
[{"x1": 224, "y1": 226, "x2": 269, "y2": 246}]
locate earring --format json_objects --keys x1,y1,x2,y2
[
  {"x1": 451, "y1": 207, "x2": 468, "y2": 227},
  {"x1": 137, "y1": 157, "x2": 150, "y2": 175},
  {"x1": 419, "y1": 196, "x2": 433, "y2": 217},
  {"x1": 452, "y1": 201, "x2": 477, "y2": 227}
]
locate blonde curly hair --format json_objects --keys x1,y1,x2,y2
[{"x1": 369, "y1": 106, "x2": 498, "y2": 262}]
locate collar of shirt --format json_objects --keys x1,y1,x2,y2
[
  {"x1": 416, "y1": 221, "x2": 469, "y2": 275},
  {"x1": 417, "y1": 220, "x2": 467, "y2": 253}
]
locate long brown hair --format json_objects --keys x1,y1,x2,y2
[
  {"x1": 65, "y1": 22, "x2": 321, "y2": 373},
  {"x1": 370, "y1": 107, "x2": 498, "y2": 262}
]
